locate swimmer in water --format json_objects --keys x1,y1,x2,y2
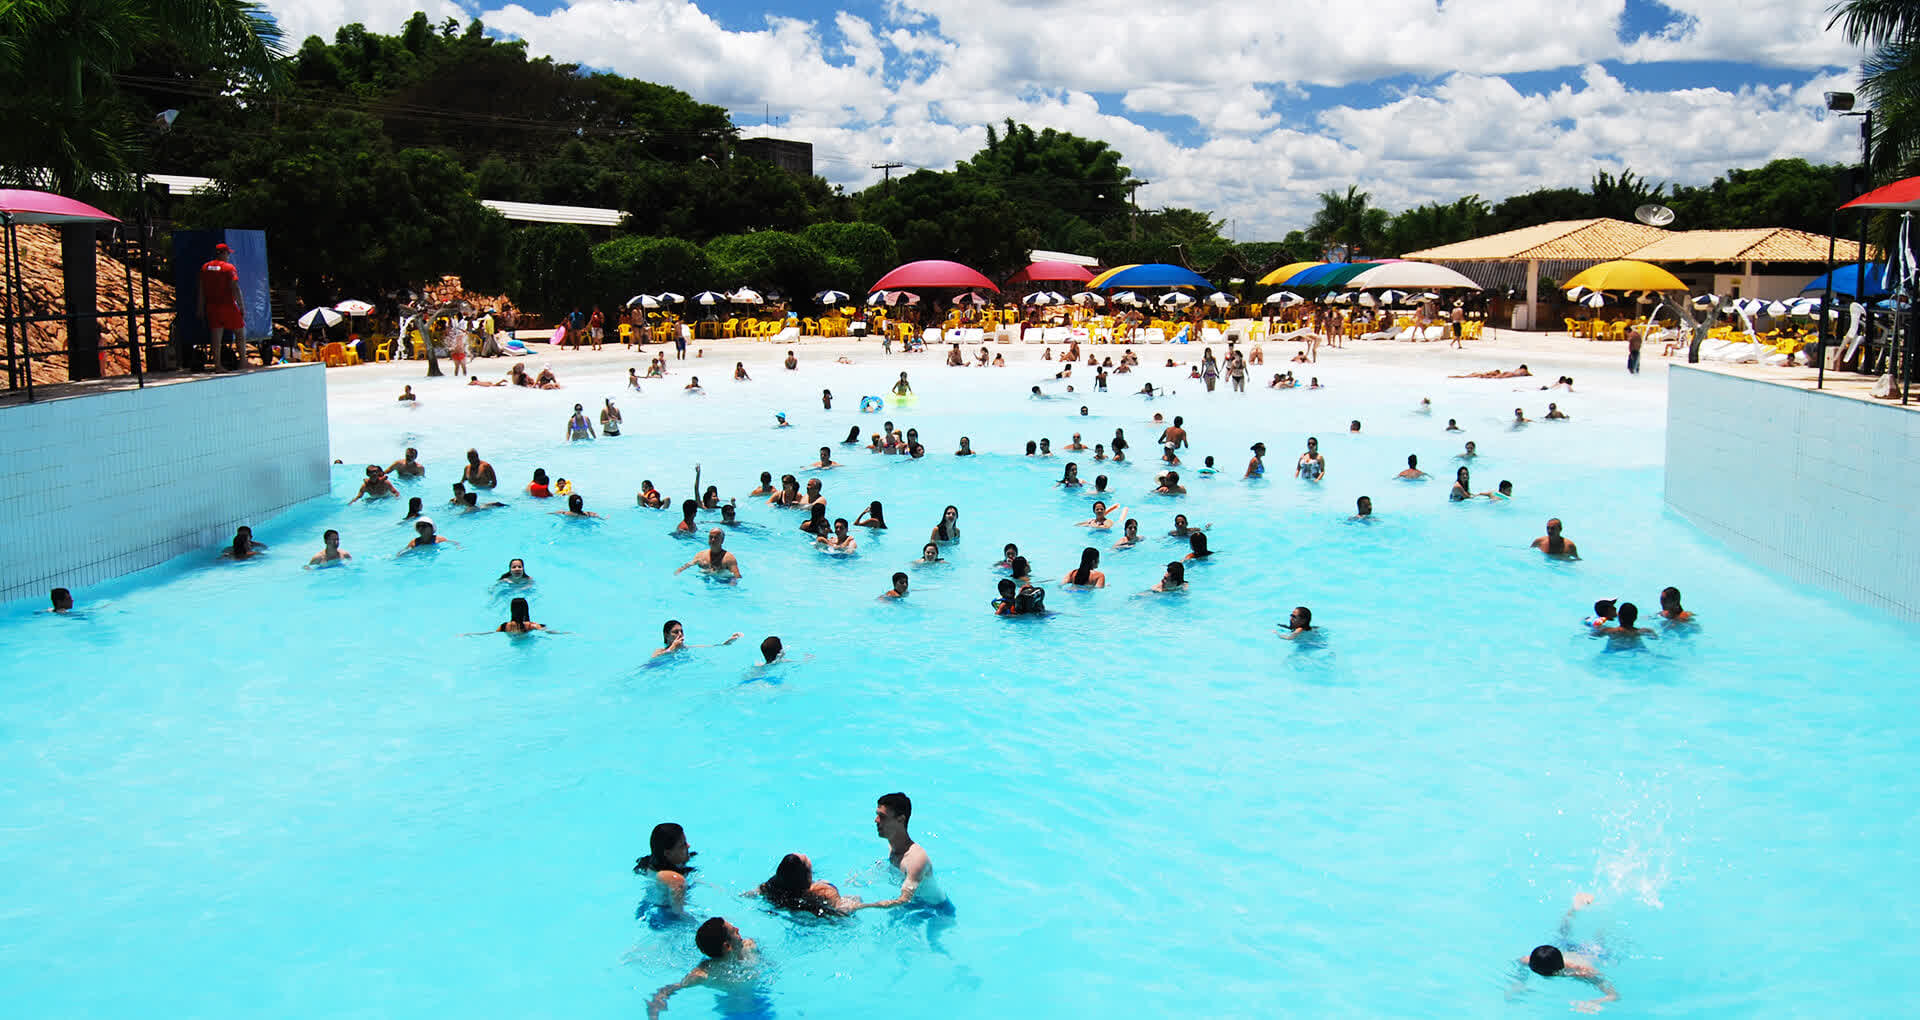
[
  {"x1": 462, "y1": 448, "x2": 497, "y2": 489},
  {"x1": 1150, "y1": 561, "x2": 1187, "y2": 592},
  {"x1": 1512, "y1": 407, "x2": 1531, "y2": 426},
  {"x1": 633, "y1": 822, "x2": 697, "y2": 916},
  {"x1": 759, "y1": 635, "x2": 783, "y2": 665},
  {"x1": 750, "y1": 472, "x2": 774, "y2": 497},
  {"x1": 1545, "y1": 402, "x2": 1569, "y2": 420},
  {"x1": 1531, "y1": 518, "x2": 1579, "y2": 559},
  {"x1": 645, "y1": 917, "x2": 760, "y2": 1020},
  {"x1": 1277, "y1": 605, "x2": 1314, "y2": 639},
  {"x1": 1596, "y1": 602, "x2": 1656, "y2": 645},
  {"x1": 1657, "y1": 586, "x2": 1694, "y2": 625},
  {"x1": 1079, "y1": 501, "x2": 1125, "y2": 528},
  {"x1": 815, "y1": 517, "x2": 858, "y2": 552},
  {"x1": 752, "y1": 853, "x2": 853, "y2": 917},
  {"x1": 854, "y1": 501, "x2": 887, "y2": 529},
  {"x1": 955, "y1": 437, "x2": 974, "y2": 456},
  {"x1": 1168, "y1": 513, "x2": 1207, "y2": 537},
  {"x1": 223, "y1": 526, "x2": 268, "y2": 559},
  {"x1": 1515, "y1": 893, "x2": 1617, "y2": 1014},
  {"x1": 566, "y1": 403, "x2": 596, "y2": 441},
  {"x1": 1445, "y1": 418, "x2": 1463, "y2": 432},
  {"x1": 399, "y1": 518, "x2": 457, "y2": 553},
  {"x1": 881, "y1": 572, "x2": 910, "y2": 599},
  {"x1": 773, "y1": 411, "x2": 790, "y2": 427},
  {"x1": 1063, "y1": 547, "x2": 1106, "y2": 588},
  {"x1": 922, "y1": 542, "x2": 945, "y2": 564},
  {"x1": 1060, "y1": 462, "x2": 1083, "y2": 487},
  {"x1": 654, "y1": 619, "x2": 743, "y2": 657},
  {"x1": 1065, "y1": 433, "x2": 1087, "y2": 452},
  {"x1": 1450, "y1": 467, "x2": 1472, "y2": 502},
  {"x1": 553, "y1": 493, "x2": 603, "y2": 518},
  {"x1": 386, "y1": 447, "x2": 425, "y2": 478},
  {"x1": 1184, "y1": 532, "x2": 1211, "y2": 561},
  {"x1": 1350, "y1": 496, "x2": 1373, "y2": 521},
  {"x1": 1154, "y1": 471, "x2": 1186, "y2": 494},
  {"x1": 498, "y1": 558, "x2": 532, "y2": 584},
  {"x1": 1396, "y1": 455, "x2": 1429, "y2": 480},
  {"x1": 1479, "y1": 480, "x2": 1514, "y2": 500},
  {"x1": 1294, "y1": 437, "x2": 1326, "y2": 481},
  {"x1": 842, "y1": 425, "x2": 861, "y2": 445},
  {"x1": 1113, "y1": 516, "x2": 1141, "y2": 549},
  {"x1": 1457, "y1": 441, "x2": 1478, "y2": 460},
  {"x1": 813, "y1": 447, "x2": 837, "y2": 470},
  {"x1": 850, "y1": 792, "x2": 949, "y2": 911},
  {"x1": 892, "y1": 372, "x2": 912, "y2": 396},
  {"x1": 992, "y1": 578, "x2": 1017, "y2": 615},
  {"x1": 1246, "y1": 442, "x2": 1267, "y2": 478},
  {"x1": 48, "y1": 588, "x2": 75, "y2": 613},
  {"x1": 348, "y1": 465, "x2": 399, "y2": 503},
  {"x1": 306, "y1": 529, "x2": 351, "y2": 566},
  {"x1": 484, "y1": 597, "x2": 550, "y2": 634},
  {"x1": 930, "y1": 505, "x2": 961, "y2": 544},
  {"x1": 675, "y1": 528, "x2": 742, "y2": 578},
  {"x1": 1584, "y1": 599, "x2": 1618, "y2": 630}
]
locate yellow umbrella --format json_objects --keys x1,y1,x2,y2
[
  {"x1": 1258, "y1": 261, "x2": 1325, "y2": 286},
  {"x1": 1563, "y1": 260, "x2": 1685, "y2": 292},
  {"x1": 1085, "y1": 264, "x2": 1140, "y2": 289}
]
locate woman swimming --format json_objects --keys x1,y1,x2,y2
[
  {"x1": 600, "y1": 398, "x2": 622, "y2": 436},
  {"x1": 1184, "y1": 532, "x2": 1212, "y2": 561},
  {"x1": 632, "y1": 822, "x2": 697, "y2": 918},
  {"x1": 702, "y1": 486, "x2": 721, "y2": 510},
  {"x1": 752, "y1": 853, "x2": 850, "y2": 917},
  {"x1": 800, "y1": 503, "x2": 830, "y2": 536},
  {"x1": 996, "y1": 543, "x2": 1019, "y2": 570},
  {"x1": 401, "y1": 496, "x2": 424, "y2": 521},
  {"x1": 842, "y1": 425, "x2": 862, "y2": 445},
  {"x1": 930, "y1": 505, "x2": 961, "y2": 544},
  {"x1": 223, "y1": 525, "x2": 267, "y2": 560},
  {"x1": 554, "y1": 493, "x2": 603, "y2": 518},
  {"x1": 750, "y1": 472, "x2": 774, "y2": 497},
  {"x1": 1152, "y1": 561, "x2": 1187, "y2": 592},
  {"x1": 854, "y1": 501, "x2": 887, "y2": 529},
  {"x1": 638, "y1": 480, "x2": 665, "y2": 508},
  {"x1": 497, "y1": 557, "x2": 532, "y2": 584},
  {"x1": 1008, "y1": 556, "x2": 1032, "y2": 583},
  {"x1": 1450, "y1": 467, "x2": 1471, "y2": 502},
  {"x1": 566, "y1": 403, "x2": 596, "y2": 441},
  {"x1": 1063, "y1": 547, "x2": 1106, "y2": 588},
  {"x1": 1079, "y1": 501, "x2": 1126, "y2": 528},
  {"x1": 921, "y1": 542, "x2": 944, "y2": 563},
  {"x1": 956, "y1": 437, "x2": 974, "y2": 456},
  {"x1": 654, "y1": 619, "x2": 743, "y2": 657},
  {"x1": 1113, "y1": 517, "x2": 1141, "y2": 549},
  {"x1": 497, "y1": 597, "x2": 546, "y2": 633},
  {"x1": 1245, "y1": 443, "x2": 1266, "y2": 478},
  {"x1": 1060, "y1": 462, "x2": 1082, "y2": 487}
]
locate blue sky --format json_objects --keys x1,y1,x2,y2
[{"x1": 269, "y1": 0, "x2": 1866, "y2": 237}]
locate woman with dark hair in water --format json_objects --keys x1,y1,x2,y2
[
  {"x1": 801, "y1": 502, "x2": 830, "y2": 536},
  {"x1": 842, "y1": 425, "x2": 862, "y2": 445},
  {"x1": 1152, "y1": 561, "x2": 1187, "y2": 592},
  {"x1": 654, "y1": 619, "x2": 743, "y2": 658},
  {"x1": 1450, "y1": 467, "x2": 1472, "y2": 502},
  {"x1": 401, "y1": 496, "x2": 424, "y2": 521},
  {"x1": 930, "y1": 505, "x2": 961, "y2": 544},
  {"x1": 223, "y1": 526, "x2": 267, "y2": 560},
  {"x1": 633, "y1": 822, "x2": 697, "y2": 918},
  {"x1": 753, "y1": 853, "x2": 851, "y2": 916},
  {"x1": 554, "y1": 493, "x2": 602, "y2": 518},
  {"x1": 677, "y1": 499, "x2": 699, "y2": 533},
  {"x1": 701, "y1": 486, "x2": 721, "y2": 510},
  {"x1": 1185, "y1": 532, "x2": 1212, "y2": 561},
  {"x1": 1063, "y1": 547, "x2": 1106, "y2": 588},
  {"x1": 854, "y1": 501, "x2": 887, "y2": 529}
]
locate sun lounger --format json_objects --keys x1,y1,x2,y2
[{"x1": 1144, "y1": 328, "x2": 1166, "y2": 344}]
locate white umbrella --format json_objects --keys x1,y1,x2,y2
[
  {"x1": 1264, "y1": 291, "x2": 1304, "y2": 305},
  {"x1": 627, "y1": 293, "x2": 660, "y2": 309},
  {"x1": 867, "y1": 291, "x2": 890, "y2": 307},
  {"x1": 1690, "y1": 293, "x2": 1721, "y2": 310},
  {"x1": 1565, "y1": 286, "x2": 1594, "y2": 302},
  {"x1": 333, "y1": 299, "x2": 375, "y2": 315},
  {"x1": 1204, "y1": 291, "x2": 1234, "y2": 308},
  {"x1": 1414, "y1": 292, "x2": 1440, "y2": 301},
  {"x1": 1786, "y1": 296, "x2": 1822, "y2": 315},
  {"x1": 656, "y1": 292, "x2": 685, "y2": 304},
  {"x1": 730, "y1": 288, "x2": 764, "y2": 304},
  {"x1": 1356, "y1": 292, "x2": 1378, "y2": 307},
  {"x1": 1324, "y1": 292, "x2": 1353, "y2": 304},
  {"x1": 1766, "y1": 300, "x2": 1793, "y2": 317},
  {"x1": 1342, "y1": 262, "x2": 1482, "y2": 290},
  {"x1": 1576, "y1": 292, "x2": 1607, "y2": 309},
  {"x1": 1021, "y1": 292, "x2": 1054, "y2": 306},
  {"x1": 953, "y1": 291, "x2": 991, "y2": 306},
  {"x1": 693, "y1": 291, "x2": 727, "y2": 305},
  {"x1": 1112, "y1": 291, "x2": 1142, "y2": 306},
  {"x1": 879, "y1": 290, "x2": 921, "y2": 307},
  {"x1": 1071, "y1": 292, "x2": 1106, "y2": 306},
  {"x1": 298, "y1": 307, "x2": 343, "y2": 329},
  {"x1": 1159, "y1": 292, "x2": 1195, "y2": 308},
  {"x1": 815, "y1": 290, "x2": 850, "y2": 305}
]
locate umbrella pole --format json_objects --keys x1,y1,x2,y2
[
  {"x1": 2, "y1": 214, "x2": 16, "y2": 393},
  {"x1": 1819, "y1": 213, "x2": 1837, "y2": 389}
]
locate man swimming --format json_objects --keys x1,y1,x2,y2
[
  {"x1": 1396, "y1": 454, "x2": 1428, "y2": 479},
  {"x1": 646, "y1": 917, "x2": 761, "y2": 1020},
  {"x1": 675, "y1": 528, "x2": 742, "y2": 578},
  {"x1": 881, "y1": 572, "x2": 910, "y2": 599},
  {"x1": 1657, "y1": 586, "x2": 1694, "y2": 625},
  {"x1": 307, "y1": 529, "x2": 351, "y2": 566},
  {"x1": 1517, "y1": 893, "x2": 1617, "y2": 1014},
  {"x1": 385, "y1": 447, "x2": 425, "y2": 478},
  {"x1": 463, "y1": 448, "x2": 497, "y2": 489},
  {"x1": 1531, "y1": 518, "x2": 1580, "y2": 559},
  {"x1": 852, "y1": 792, "x2": 948, "y2": 911},
  {"x1": 1278, "y1": 605, "x2": 1314, "y2": 639}
]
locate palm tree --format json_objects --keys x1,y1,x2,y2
[
  {"x1": 1830, "y1": 0, "x2": 1919, "y2": 180},
  {"x1": 1307, "y1": 186, "x2": 1391, "y2": 260}
]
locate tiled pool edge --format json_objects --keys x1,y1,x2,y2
[
  {"x1": 1666, "y1": 365, "x2": 1920, "y2": 623},
  {"x1": 0, "y1": 366, "x2": 330, "y2": 604}
]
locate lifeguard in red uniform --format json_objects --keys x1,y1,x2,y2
[{"x1": 198, "y1": 242, "x2": 246, "y2": 370}]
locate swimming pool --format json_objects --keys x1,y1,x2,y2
[{"x1": 3, "y1": 346, "x2": 1915, "y2": 1017}]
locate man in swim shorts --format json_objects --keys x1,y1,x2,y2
[
  {"x1": 852, "y1": 792, "x2": 949, "y2": 911},
  {"x1": 676, "y1": 528, "x2": 742, "y2": 578}
]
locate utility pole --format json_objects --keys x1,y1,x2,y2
[
  {"x1": 872, "y1": 161, "x2": 904, "y2": 194},
  {"x1": 1123, "y1": 179, "x2": 1148, "y2": 240}
]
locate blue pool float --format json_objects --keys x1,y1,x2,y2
[{"x1": 859, "y1": 396, "x2": 884, "y2": 413}]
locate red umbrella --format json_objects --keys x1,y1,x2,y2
[
  {"x1": 869, "y1": 260, "x2": 998, "y2": 292},
  {"x1": 1005, "y1": 260, "x2": 1095, "y2": 285},
  {"x1": 0, "y1": 189, "x2": 120, "y2": 224},
  {"x1": 1841, "y1": 176, "x2": 1920, "y2": 210}
]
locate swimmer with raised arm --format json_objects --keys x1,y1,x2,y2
[
  {"x1": 1078, "y1": 501, "x2": 1125, "y2": 528},
  {"x1": 850, "y1": 793, "x2": 948, "y2": 911},
  {"x1": 646, "y1": 917, "x2": 760, "y2": 1020},
  {"x1": 653, "y1": 619, "x2": 743, "y2": 658},
  {"x1": 1516, "y1": 893, "x2": 1617, "y2": 1014},
  {"x1": 675, "y1": 528, "x2": 742, "y2": 578}
]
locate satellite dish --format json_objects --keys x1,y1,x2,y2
[{"x1": 1635, "y1": 204, "x2": 1676, "y2": 227}]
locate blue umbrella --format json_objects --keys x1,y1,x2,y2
[
  {"x1": 1802, "y1": 263, "x2": 1891, "y2": 298},
  {"x1": 1090, "y1": 263, "x2": 1214, "y2": 290}
]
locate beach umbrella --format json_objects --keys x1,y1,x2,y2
[
  {"x1": 729, "y1": 288, "x2": 764, "y2": 304},
  {"x1": 1264, "y1": 291, "x2": 1304, "y2": 305},
  {"x1": 1691, "y1": 293, "x2": 1721, "y2": 309},
  {"x1": 1086, "y1": 264, "x2": 1141, "y2": 289},
  {"x1": 1159, "y1": 292, "x2": 1195, "y2": 308},
  {"x1": 626, "y1": 294, "x2": 661, "y2": 309},
  {"x1": 0, "y1": 188, "x2": 120, "y2": 225},
  {"x1": 297, "y1": 307, "x2": 343, "y2": 329},
  {"x1": 1258, "y1": 261, "x2": 1324, "y2": 286},
  {"x1": 1766, "y1": 300, "x2": 1793, "y2": 317},
  {"x1": 1373, "y1": 289, "x2": 1410, "y2": 306},
  {"x1": 1110, "y1": 291, "x2": 1142, "y2": 306},
  {"x1": 1204, "y1": 291, "x2": 1234, "y2": 307},
  {"x1": 1787, "y1": 296, "x2": 1823, "y2": 316},
  {"x1": 1022, "y1": 292, "x2": 1059, "y2": 306},
  {"x1": 1731, "y1": 298, "x2": 1767, "y2": 316},
  {"x1": 1563, "y1": 260, "x2": 1685, "y2": 292},
  {"x1": 1091, "y1": 263, "x2": 1214, "y2": 290},
  {"x1": 656, "y1": 292, "x2": 685, "y2": 304},
  {"x1": 1006, "y1": 260, "x2": 1096, "y2": 285},
  {"x1": 333, "y1": 299, "x2": 375, "y2": 315},
  {"x1": 693, "y1": 291, "x2": 726, "y2": 305},
  {"x1": 1800, "y1": 263, "x2": 1891, "y2": 299},
  {"x1": 1070, "y1": 292, "x2": 1106, "y2": 306},
  {"x1": 870, "y1": 259, "x2": 999, "y2": 292},
  {"x1": 1576, "y1": 292, "x2": 1607, "y2": 308},
  {"x1": 815, "y1": 290, "x2": 850, "y2": 305},
  {"x1": 867, "y1": 290, "x2": 920, "y2": 306},
  {"x1": 953, "y1": 291, "x2": 992, "y2": 306},
  {"x1": 1343, "y1": 261, "x2": 1481, "y2": 290},
  {"x1": 1840, "y1": 176, "x2": 1920, "y2": 210}
]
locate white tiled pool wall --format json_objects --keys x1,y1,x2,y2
[
  {"x1": 1666, "y1": 366, "x2": 1920, "y2": 623},
  {"x1": 0, "y1": 366, "x2": 330, "y2": 603}
]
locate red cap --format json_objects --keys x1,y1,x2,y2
[{"x1": 213, "y1": 242, "x2": 231, "y2": 254}]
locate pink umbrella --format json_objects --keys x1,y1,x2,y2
[
  {"x1": 1005, "y1": 260, "x2": 1095, "y2": 285},
  {"x1": 0, "y1": 189, "x2": 120, "y2": 224},
  {"x1": 1841, "y1": 176, "x2": 1920, "y2": 210},
  {"x1": 869, "y1": 260, "x2": 999, "y2": 292}
]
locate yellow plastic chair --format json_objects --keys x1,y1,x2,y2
[{"x1": 374, "y1": 341, "x2": 391, "y2": 362}]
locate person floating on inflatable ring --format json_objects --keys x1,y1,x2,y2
[{"x1": 860, "y1": 396, "x2": 884, "y2": 413}]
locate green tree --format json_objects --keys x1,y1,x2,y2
[
  {"x1": 1306, "y1": 186, "x2": 1391, "y2": 260},
  {"x1": 1387, "y1": 195, "x2": 1492, "y2": 254},
  {"x1": 1667, "y1": 159, "x2": 1854, "y2": 232},
  {"x1": 704, "y1": 231, "x2": 832, "y2": 298},
  {"x1": 510, "y1": 223, "x2": 595, "y2": 316},
  {"x1": 800, "y1": 221, "x2": 899, "y2": 291},
  {"x1": 1830, "y1": 0, "x2": 1919, "y2": 182},
  {"x1": 592, "y1": 235, "x2": 711, "y2": 304},
  {"x1": 854, "y1": 169, "x2": 1023, "y2": 273}
]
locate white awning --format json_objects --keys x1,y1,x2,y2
[{"x1": 1028, "y1": 249, "x2": 1100, "y2": 267}]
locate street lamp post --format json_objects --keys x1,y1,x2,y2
[{"x1": 1822, "y1": 92, "x2": 1873, "y2": 389}]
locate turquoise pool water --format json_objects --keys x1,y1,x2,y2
[{"x1": 3, "y1": 355, "x2": 1916, "y2": 1017}]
